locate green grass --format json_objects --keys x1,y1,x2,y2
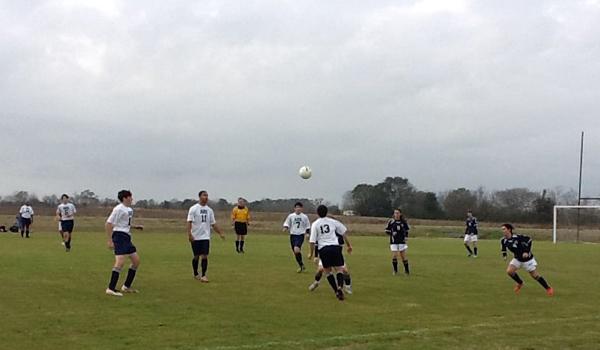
[{"x1": 1, "y1": 226, "x2": 599, "y2": 350}]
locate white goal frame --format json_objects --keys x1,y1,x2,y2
[{"x1": 553, "y1": 205, "x2": 600, "y2": 243}]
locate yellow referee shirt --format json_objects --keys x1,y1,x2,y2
[{"x1": 231, "y1": 206, "x2": 250, "y2": 223}]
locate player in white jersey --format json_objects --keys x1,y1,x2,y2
[
  {"x1": 187, "y1": 191, "x2": 225, "y2": 282},
  {"x1": 105, "y1": 190, "x2": 140, "y2": 297},
  {"x1": 18, "y1": 202, "x2": 34, "y2": 238},
  {"x1": 283, "y1": 202, "x2": 311, "y2": 272},
  {"x1": 309, "y1": 205, "x2": 352, "y2": 301},
  {"x1": 56, "y1": 194, "x2": 77, "y2": 252}
]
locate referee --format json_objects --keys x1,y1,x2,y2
[{"x1": 232, "y1": 198, "x2": 251, "y2": 253}]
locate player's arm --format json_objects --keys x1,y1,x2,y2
[
  {"x1": 343, "y1": 233, "x2": 352, "y2": 254},
  {"x1": 186, "y1": 221, "x2": 194, "y2": 242},
  {"x1": 385, "y1": 220, "x2": 392, "y2": 235},
  {"x1": 501, "y1": 239, "x2": 507, "y2": 260},
  {"x1": 521, "y1": 235, "x2": 533, "y2": 258},
  {"x1": 308, "y1": 225, "x2": 317, "y2": 259},
  {"x1": 105, "y1": 221, "x2": 114, "y2": 249},
  {"x1": 55, "y1": 208, "x2": 61, "y2": 221},
  {"x1": 212, "y1": 224, "x2": 225, "y2": 239},
  {"x1": 247, "y1": 210, "x2": 251, "y2": 226}
]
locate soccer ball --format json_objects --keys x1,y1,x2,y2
[{"x1": 299, "y1": 166, "x2": 312, "y2": 179}]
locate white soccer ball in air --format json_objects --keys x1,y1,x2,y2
[{"x1": 299, "y1": 166, "x2": 312, "y2": 179}]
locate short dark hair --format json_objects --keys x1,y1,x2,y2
[
  {"x1": 61, "y1": 194, "x2": 69, "y2": 199},
  {"x1": 294, "y1": 202, "x2": 303, "y2": 208},
  {"x1": 118, "y1": 190, "x2": 132, "y2": 202},
  {"x1": 198, "y1": 191, "x2": 208, "y2": 197},
  {"x1": 502, "y1": 223, "x2": 514, "y2": 232},
  {"x1": 317, "y1": 205, "x2": 328, "y2": 218}
]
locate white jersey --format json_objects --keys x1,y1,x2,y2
[
  {"x1": 187, "y1": 203, "x2": 216, "y2": 240},
  {"x1": 309, "y1": 217, "x2": 347, "y2": 249},
  {"x1": 19, "y1": 205, "x2": 34, "y2": 219},
  {"x1": 57, "y1": 203, "x2": 77, "y2": 221},
  {"x1": 107, "y1": 203, "x2": 133, "y2": 234},
  {"x1": 283, "y1": 213, "x2": 311, "y2": 235}
]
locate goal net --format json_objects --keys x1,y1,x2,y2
[{"x1": 553, "y1": 205, "x2": 600, "y2": 243}]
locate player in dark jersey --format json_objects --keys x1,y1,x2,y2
[
  {"x1": 385, "y1": 209, "x2": 410, "y2": 275},
  {"x1": 464, "y1": 210, "x2": 478, "y2": 257},
  {"x1": 501, "y1": 223, "x2": 553, "y2": 296}
]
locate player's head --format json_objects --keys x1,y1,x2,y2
[
  {"x1": 25, "y1": 201, "x2": 31, "y2": 206},
  {"x1": 198, "y1": 191, "x2": 208, "y2": 205},
  {"x1": 61, "y1": 194, "x2": 69, "y2": 203},
  {"x1": 467, "y1": 210, "x2": 473, "y2": 218},
  {"x1": 317, "y1": 205, "x2": 328, "y2": 218},
  {"x1": 501, "y1": 223, "x2": 514, "y2": 237},
  {"x1": 118, "y1": 190, "x2": 133, "y2": 206},
  {"x1": 294, "y1": 202, "x2": 303, "y2": 214},
  {"x1": 393, "y1": 208, "x2": 403, "y2": 220},
  {"x1": 237, "y1": 197, "x2": 246, "y2": 207}
]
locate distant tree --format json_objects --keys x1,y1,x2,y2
[
  {"x1": 351, "y1": 184, "x2": 390, "y2": 217},
  {"x1": 42, "y1": 194, "x2": 60, "y2": 207},
  {"x1": 442, "y1": 188, "x2": 477, "y2": 220},
  {"x1": 377, "y1": 177, "x2": 416, "y2": 211},
  {"x1": 533, "y1": 190, "x2": 555, "y2": 222},
  {"x1": 73, "y1": 189, "x2": 100, "y2": 207},
  {"x1": 341, "y1": 191, "x2": 354, "y2": 211}
]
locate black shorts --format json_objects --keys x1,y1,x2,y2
[
  {"x1": 20, "y1": 218, "x2": 32, "y2": 227},
  {"x1": 290, "y1": 234, "x2": 305, "y2": 249},
  {"x1": 60, "y1": 220, "x2": 74, "y2": 233},
  {"x1": 112, "y1": 231, "x2": 137, "y2": 256},
  {"x1": 318, "y1": 245, "x2": 344, "y2": 268},
  {"x1": 191, "y1": 240, "x2": 210, "y2": 256},
  {"x1": 234, "y1": 222, "x2": 248, "y2": 235}
]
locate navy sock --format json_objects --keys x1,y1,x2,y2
[
  {"x1": 192, "y1": 258, "x2": 199, "y2": 276},
  {"x1": 473, "y1": 247, "x2": 478, "y2": 255},
  {"x1": 315, "y1": 271, "x2": 323, "y2": 282},
  {"x1": 336, "y1": 273, "x2": 344, "y2": 288},
  {"x1": 124, "y1": 267, "x2": 137, "y2": 288},
  {"x1": 235, "y1": 241, "x2": 239, "y2": 252},
  {"x1": 343, "y1": 273, "x2": 351, "y2": 286},
  {"x1": 509, "y1": 273, "x2": 523, "y2": 285},
  {"x1": 240, "y1": 241, "x2": 245, "y2": 251},
  {"x1": 403, "y1": 260, "x2": 410, "y2": 274},
  {"x1": 535, "y1": 276, "x2": 550, "y2": 289},
  {"x1": 392, "y1": 258, "x2": 398, "y2": 273},
  {"x1": 465, "y1": 245, "x2": 473, "y2": 254},
  {"x1": 326, "y1": 273, "x2": 338, "y2": 292},
  {"x1": 294, "y1": 252, "x2": 304, "y2": 267},
  {"x1": 108, "y1": 267, "x2": 121, "y2": 291},
  {"x1": 201, "y1": 258, "x2": 208, "y2": 276}
]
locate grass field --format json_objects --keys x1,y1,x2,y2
[{"x1": 1, "y1": 216, "x2": 599, "y2": 350}]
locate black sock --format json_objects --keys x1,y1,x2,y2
[
  {"x1": 26, "y1": 229, "x2": 30, "y2": 237},
  {"x1": 343, "y1": 273, "x2": 351, "y2": 286},
  {"x1": 473, "y1": 247, "x2": 478, "y2": 255},
  {"x1": 201, "y1": 258, "x2": 208, "y2": 276},
  {"x1": 240, "y1": 241, "x2": 245, "y2": 251},
  {"x1": 535, "y1": 276, "x2": 551, "y2": 289},
  {"x1": 326, "y1": 273, "x2": 338, "y2": 292},
  {"x1": 235, "y1": 241, "x2": 239, "y2": 252},
  {"x1": 392, "y1": 258, "x2": 398, "y2": 273},
  {"x1": 509, "y1": 272, "x2": 523, "y2": 285},
  {"x1": 108, "y1": 267, "x2": 121, "y2": 291},
  {"x1": 65, "y1": 237, "x2": 71, "y2": 249},
  {"x1": 294, "y1": 252, "x2": 304, "y2": 267},
  {"x1": 336, "y1": 273, "x2": 344, "y2": 288},
  {"x1": 192, "y1": 258, "x2": 199, "y2": 276},
  {"x1": 124, "y1": 267, "x2": 137, "y2": 288},
  {"x1": 315, "y1": 271, "x2": 323, "y2": 282},
  {"x1": 403, "y1": 260, "x2": 410, "y2": 274},
  {"x1": 21, "y1": 231, "x2": 24, "y2": 237},
  {"x1": 465, "y1": 245, "x2": 473, "y2": 254}
]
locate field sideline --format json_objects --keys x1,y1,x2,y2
[{"x1": 1, "y1": 217, "x2": 599, "y2": 349}]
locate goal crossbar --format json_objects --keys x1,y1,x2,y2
[{"x1": 553, "y1": 205, "x2": 600, "y2": 243}]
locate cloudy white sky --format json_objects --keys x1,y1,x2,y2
[{"x1": 1, "y1": 0, "x2": 600, "y2": 203}]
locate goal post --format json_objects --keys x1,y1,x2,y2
[{"x1": 553, "y1": 205, "x2": 600, "y2": 243}]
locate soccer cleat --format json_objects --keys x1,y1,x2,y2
[
  {"x1": 65, "y1": 248, "x2": 71, "y2": 252},
  {"x1": 546, "y1": 287, "x2": 554, "y2": 297},
  {"x1": 514, "y1": 283, "x2": 523, "y2": 294},
  {"x1": 344, "y1": 285, "x2": 353, "y2": 295},
  {"x1": 297, "y1": 265, "x2": 306, "y2": 273},
  {"x1": 121, "y1": 286, "x2": 139, "y2": 293},
  {"x1": 467, "y1": 253, "x2": 472, "y2": 257},
  {"x1": 392, "y1": 271, "x2": 398, "y2": 276},
  {"x1": 308, "y1": 281, "x2": 320, "y2": 291},
  {"x1": 200, "y1": 276, "x2": 209, "y2": 283},
  {"x1": 105, "y1": 288, "x2": 123, "y2": 297},
  {"x1": 473, "y1": 255, "x2": 478, "y2": 258},
  {"x1": 335, "y1": 289, "x2": 345, "y2": 301}
]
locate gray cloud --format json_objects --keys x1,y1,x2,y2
[{"x1": 1, "y1": 0, "x2": 600, "y2": 202}]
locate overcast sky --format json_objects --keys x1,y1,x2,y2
[{"x1": 1, "y1": 0, "x2": 600, "y2": 203}]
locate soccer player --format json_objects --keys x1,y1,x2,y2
[
  {"x1": 231, "y1": 197, "x2": 250, "y2": 253},
  {"x1": 308, "y1": 205, "x2": 352, "y2": 301},
  {"x1": 386, "y1": 209, "x2": 410, "y2": 275},
  {"x1": 501, "y1": 223, "x2": 554, "y2": 296},
  {"x1": 105, "y1": 190, "x2": 140, "y2": 297},
  {"x1": 18, "y1": 202, "x2": 34, "y2": 238},
  {"x1": 283, "y1": 202, "x2": 311, "y2": 272},
  {"x1": 56, "y1": 194, "x2": 77, "y2": 252},
  {"x1": 464, "y1": 210, "x2": 478, "y2": 257},
  {"x1": 187, "y1": 191, "x2": 225, "y2": 282}
]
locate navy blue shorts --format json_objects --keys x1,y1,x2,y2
[
  {"x1": 318, "y1": 245, "x2": 344, "y2": 268},
  {"x1": 234, "y1": 222, "x2": 248, "y2": 235},
  {"x1": 20, "y1": 218, "x2": 32, "y2": 227},
  {"x1": 290, "y1": 234, "x2": 304, "y2": 249},
  {"x1": 191, "y1": 240, "x2": 210, "y2": 256},
  {"x1": 60, "y1": 220, "x2": 74, "y2": 233},
  {"x1": 112, "y1": 231, "x2": 137, "y2": 256}
]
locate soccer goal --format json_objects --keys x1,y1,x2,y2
[{"x1": 553, "y1": 205, "x2": 600, "y2": 243}]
